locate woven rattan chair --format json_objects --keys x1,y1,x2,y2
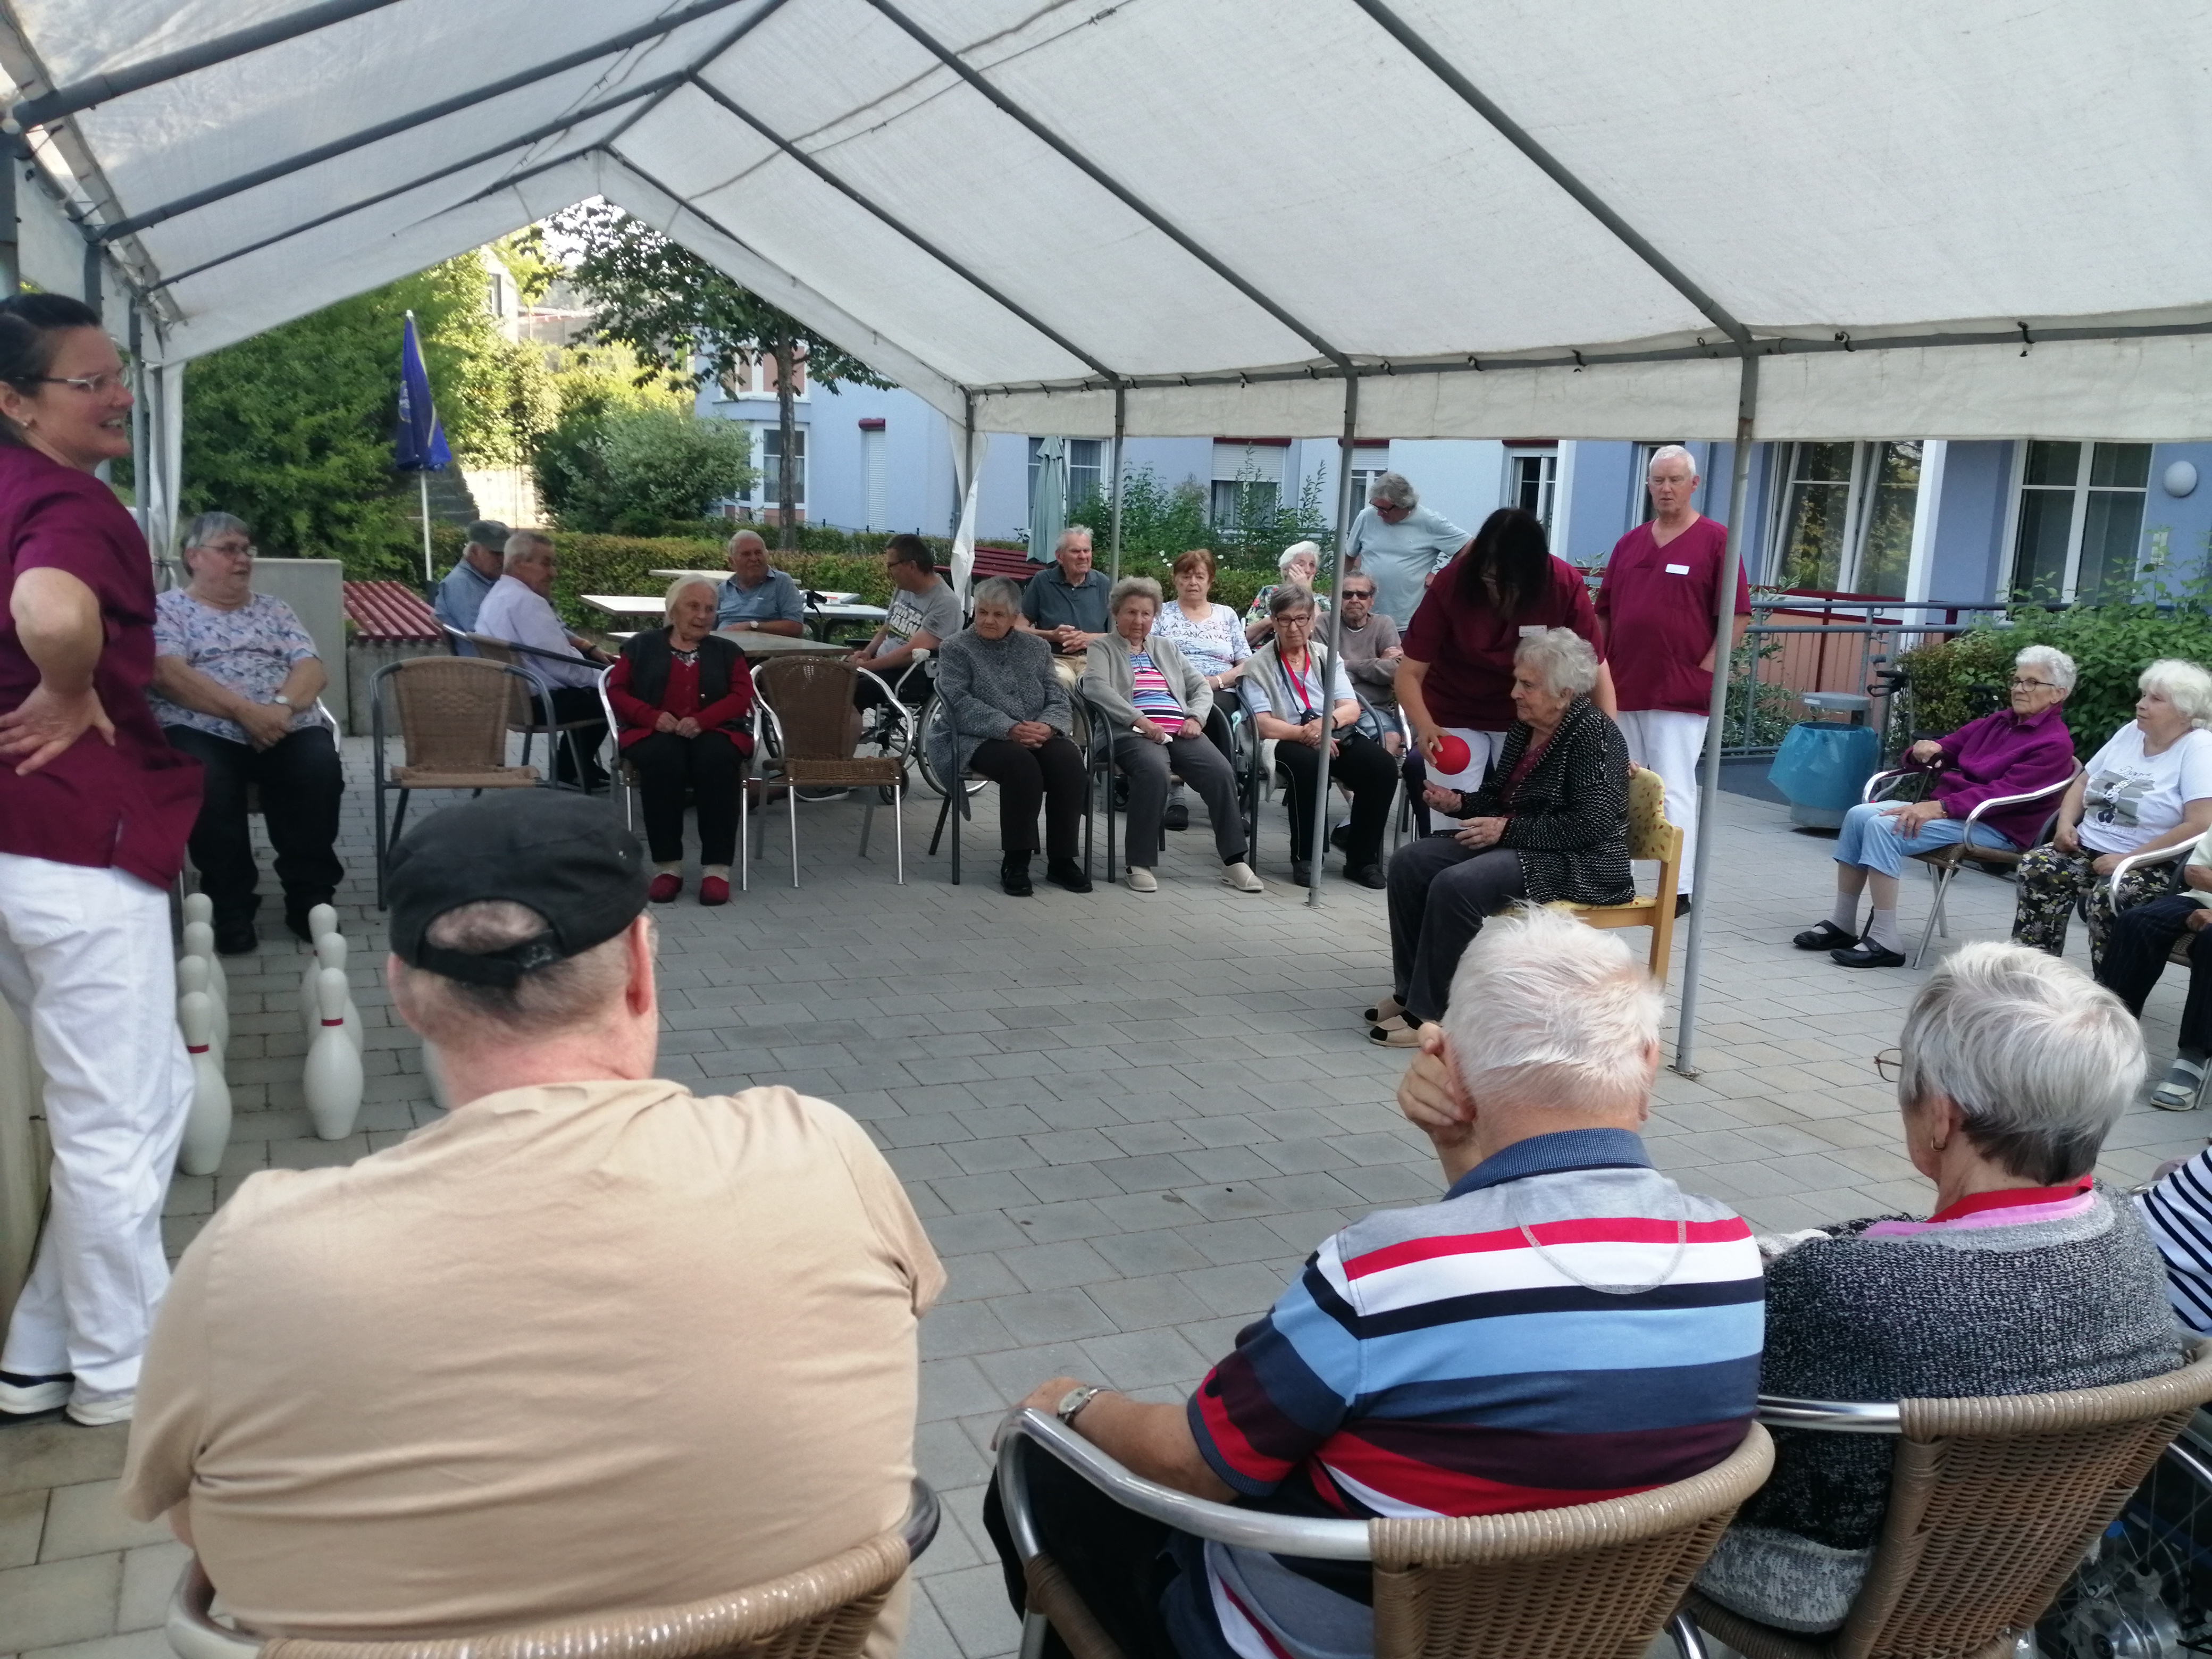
[
  {"x1": 165, "y1": 1479, "x2": 940, "y2": 1659},
  {"x1": 1859, "y1": 760, "x2": 2080, "y2": 968},
  {"x1": 995, "y1": 1405, "x2": 1773, "y2": 1659},
  {"x1": 749, "y1": 657, "x2": 909, "y2": 887},
  {"x1": 370, "y1": 658, "x2": 541, "y2": 907},
  {"x1": 1683, "y1": 1344, "x2": 2212, "y2": 1659},
  {"x1": 467, "y1": 634, "x2": 608, "y2": 792},
  {"x1": 1548, "y1": 765, "x2": 1683, "y2": 988}
]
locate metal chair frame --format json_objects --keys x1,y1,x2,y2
[
  {"x1": 370, "y1": 658, "x2": 544, "y2": 907},
  {"x1": 465, "y1": 633, "x2": 612, "y2": 794},
  {"x1": 748, "y1": 659, "x2": 911, "y2": 887},
  {"x1": 1080, "y1": 697, "x2": 1245, "y2": 883},
  {"x1": 996, "y1": 1405, "x2": 1773, "y2": 1659},
  {"x1": 595, "y1": 663, "x2": 751, "y2": 894},
  {"x1": 1861, "y1": 760, "x2": 2081, "y2": 968},
  {"x1": 929, "y1": 699, "x2": 1096, "y2": 886},
  {"x1": 165, "y1": 1478, "x2": 942, "y2": 1659}
]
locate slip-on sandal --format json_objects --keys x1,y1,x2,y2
[
  {"x1": 1363, "y1": 994, "x2": 1404, "y2": 1025},
  {"x1": 1369, "y1": 1020, "x2": 1426, "y2": 1048},
  {"x1": 1792, "y1": 920, "x2": 1858, "y2": 951},
  {"x1": 2153, "y1": 1057, "x2": 2209, "y2": 1112}
]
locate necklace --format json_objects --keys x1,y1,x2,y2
[{"x1": 1506, "y1": 1187, "x2": 1687, "y2": 1296}]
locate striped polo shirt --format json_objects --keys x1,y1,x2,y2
[
  {"x1": 1184, "y1": 1128, "x2": 1764, "y2": 1659},
  {"x1": 2138, "y1": 1149, "x2": 2212, "y2": 1335}
]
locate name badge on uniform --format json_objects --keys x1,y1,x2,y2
[
  {"x1": 1665, "y1": 563, "x2": 1691, "y2": 575},
  {"x1": 1518, "y1": 624, "x2": 1545, "y2": 637}
]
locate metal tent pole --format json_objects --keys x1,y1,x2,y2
[
  {"x1": 1671, "y1": 349, "x2": 1760, "y2": 1075},
  {"x1": 1108, "y1": 384, "x2": 1125, "y2": 583},
  {"x1": 418, "y1": 473, "x2": 433, "y2": 583},
  {"x1": 0, "y1": 149, "x2": 17, "y2": 296},
  {"x1": 1306, "y1": 378, "x2": 1361, "y2": 910}
]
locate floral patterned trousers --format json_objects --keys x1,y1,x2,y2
[{"x1": 2012, "y1": 844, "x2": 2176, "y2": 970}]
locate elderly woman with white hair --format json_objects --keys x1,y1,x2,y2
[
  {"x1": 1372, "y1": 627, "x2": 1630, "y2": 1046},
  {"x1": 1794, "y1": 644, "x2": 2079, "y2": 967},
  {"x1": 1241, "y1": 540, "x2": 1329, "y2": 644},
  {"x1": 2011, "y1": 657, "x2": 2212, "y2": 969},
  {"x1": 1691, "y1": 943, "x2": 2184, "y2": 1635},
  {"x1": 606, "y1": 575, "x2": 755, "y2": 906}
]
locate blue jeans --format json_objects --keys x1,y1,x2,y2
[{"x1": 1833, "y1": 801, "x2": 2010, "y2": 878}]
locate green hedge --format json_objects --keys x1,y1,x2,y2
[
  {"x1": 1897, "y1": 604, "x2": 2212, "y2": 759},
  {"x1": 424, "y1": 524, "x2": 1279, "y2": 629}
]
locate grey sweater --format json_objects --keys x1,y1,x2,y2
[
  {"x1": 1697, "y1": 1186, "x2": 2183, "y2": 1633},
  {"x1": 1081, "y1": 632, "x2": 1211, "y2": 731},
  {"x1": 927, "y1": 626, "x2": 1073, "y2": 785}
]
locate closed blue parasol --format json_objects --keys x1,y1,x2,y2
[{"x1": 394, "y1": 310, "x2": 449, "y2": 580}]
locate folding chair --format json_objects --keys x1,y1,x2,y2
[{"x1": 370, "y1": 658, "x2": 541, "y2": 906}]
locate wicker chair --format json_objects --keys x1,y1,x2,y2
[
  {"x1": 1548, "y1": 765, "x2": 1683, "y2": 989},
  {"x1": 749, "y1": 657, "x2": 910, "y2": 887},
  {"x1": 164, "y1": 1479, "x2": 940, "y2": 1659},
  {"x1": 1859, "y1": 761, "x2": 2080, "y2": 968},
  {"x1": 1682, "y1": 1343, "x2": 2212, "y2": 1659},
  {"x1": 995, "y1": 1405, "x2": 1773, "y2": 1659},
  {"x1": 370, "y1": 658, "x2": 541, "y2": 907},
  {"x1": 466, "y1": 634, "x2": 609, "y2": 792}
]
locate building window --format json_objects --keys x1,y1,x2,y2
[
  {"x1": 1348, "y1": 447, "x2": 1389, "y2": 513},
  {"x1": 1066, "y1": 439, "x2": 1102, "y2": 507},
  {"x1": 759, "y1": 425, "x2": 806, "y2": 510},
  {"x1": 2010, "y1": 441, "x2": 2152, "y2": 602},
  {"x1": 1505, "y1": 447, "x2": 1558, "y2": 530},
  {"x1": 1770, "y1": 440, "x2": 1922, "y2": 597},
  {"x1": 1211, "y1": 441, "x2": 1285, "y2": 529},
  {"x1": 716, "y1": 353, "x2": 810, "y2": 402}
]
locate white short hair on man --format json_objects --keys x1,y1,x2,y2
[
  {"x1": 1369, "y1": 472, "x2": 1417, "y2": 511},
  {"x1": 2014, "y1": 644, "x2": 2076, "y2": 692},
  {"x1": 1646, "y1": 444, "x2": 1698, "y2": 481},
  {"x1": 1515, "y1": 627, "x2": 1600, "y2": 700},
  {"x1": 392, "y1": 900, "x2": 640, "y2": 1047},
  {"x1": 1896, "y1": 941, "x2": 2141, "y2": 1184},
  {"x1": 1056, "y1": 525, "x2": 1093, "y2": 554},
  {"x1": 1440, "y1": 907, "x2": 1661, "y2": 1118},
  {"x1": 501, "y1": 530, "x2": 552, "y2": 572},
  {"x1": 2141, "y1": 658, "x2": 2212, "y2": 729}
]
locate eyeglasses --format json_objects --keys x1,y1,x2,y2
[
  {"x1": 1872, "y1": 1048, "x2": 1903, "y2": 1083},
  {"x1": 193, "y1": 541, "x2": 256, "y2": 559},
  {"x1": 2009, "y1": 678, "x2": 2056, "y2": 691},
  {"x1": 1342, "y1": 589, "x2": 1375, "y2": 601},
  {"x1": 34, "y1": 371, "x2": 129, "y2": 397}
]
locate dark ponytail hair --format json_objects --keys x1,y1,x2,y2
[
  {"x1": 1454, "y1": 506, "x2": 1553, "y2": 618},
  {"x1": 0, "y1": 293, "x2": 105, "y2": 447}
]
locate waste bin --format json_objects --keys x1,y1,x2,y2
[{"x1": 1769, "y1": 719, "x2": 1880, "y2": 828}]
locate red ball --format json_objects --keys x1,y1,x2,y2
[{"x1": 1433, "y1": 733, "x2": 1473, "y2": 775}]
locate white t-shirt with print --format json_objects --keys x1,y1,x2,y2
[{"x1": 2077, "y1": 723, "x2": 2212, "y2": 856}]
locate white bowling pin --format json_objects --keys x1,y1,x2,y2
[
  {"x1": 181, "y1": 920, "x2": 226, "y2": 1007},
  {"x1": 308, "y1": 903, "x2": 338, "y2": 944},
  {"x1": 182, "y1": 892, "x2": 213, "y2": 928},
  {"x1": 300, "y1": 934, "x2": 347, "y2": 1041},
  {"x1": 304, "y1": 967, "x2": 363, "y2": 1140},
  {"x1": 175, "y1": 955, "x2": 227, "y2": 1055},
  {"x1": 177, "y1": 991, "x2": 230, "y2": 1176}
]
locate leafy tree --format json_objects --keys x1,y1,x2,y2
[
  {"x1": 550, "y1": 200, "x2": 893, "y2": 548},
  {"x1": 179, "y1": 253, "x2": 557, "y2": 577},
  {"x1": 1068, "y1": 458, "x2": 1335, "y2": 584},
  {"x1": 537, "y1": 404, "x2": 756, "y2": 535}
]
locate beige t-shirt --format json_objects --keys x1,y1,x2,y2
[{"x1": 121, "y1": 1079, "x2": 943, "y2": 1650}]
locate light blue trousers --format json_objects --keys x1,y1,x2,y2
[{"x1": 1832, "y1": 801, "x2": 2010, "y2": 878}]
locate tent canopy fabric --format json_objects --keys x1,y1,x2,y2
[{"x1": 4, "y1": 0, "x2": 2208, "y2": 441}]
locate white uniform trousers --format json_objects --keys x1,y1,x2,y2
[
  {"x1": 1614, "y1": 709, "x2": 1712, "y2": 897},
  {"x1": 0, "y1": 853, "x2": 192, "y2": 1400}
]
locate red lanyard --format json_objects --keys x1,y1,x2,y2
[{"x1": 1284, "y1": 651, "x2": 1319, "y2": 715}]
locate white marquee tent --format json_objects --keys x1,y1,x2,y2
[{"x1": 3, "y1": 0, "x2": 2207, "y2": 1063}]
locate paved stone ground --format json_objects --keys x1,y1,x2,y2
[{"x1": 6, "y1": 741, "x2": 2206, "y2": 1659}]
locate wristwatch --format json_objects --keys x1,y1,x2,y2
[
  {"x1": 270, "y1": 694, "x2": 294, "y2": 709},
  {"x1": 1054, "y1": 1384, "x2": 1103, "y2": 1426}
]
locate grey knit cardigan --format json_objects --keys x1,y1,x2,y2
[
  {"x1": 1080, "y1": 631, "x2": 1212, "y2": 731},
  {"x1": 1697, "y1": 1186, "x2": 2184, "y2": 1634},
  {"x1": 927, "y1": 625, "x2": 1073, "y2": 785}
]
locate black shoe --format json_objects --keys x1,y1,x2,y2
[
  {"x1": 1832, "y1": 940, "x2": 1906, "y2": 968},
  {"x1": 213, "y1": 920, "x2": 257, "y2": 956},
  {"x1": 1330, "y1": 823, "x2": 1350, "y2": 851},
  {"x1": 1674, "y1": 893, "x2": 1692, "y2": 919},
  {"x1": 1001, "y1": 853, "x2": 1034, "y2": 897},
  {"x1": 1164, "y1": 802, "x2": 1189, "y2": 831},
  {"x1": 1345, "y1": 862, "x2": 1387, "y2": 890},
  {"x1": 1792, "y1": 920, "x2": 1857, "y2": 951},
  {"x1": 1045, "y1": 858, "x2": 1094, "y2": 894},
  {"x1": 1291, "y1": 860, "x2": 1312, "y2": 887}
]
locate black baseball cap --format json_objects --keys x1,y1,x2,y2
[{"x1": 387, "y1": 793, "x2": 649, "y2": 987}]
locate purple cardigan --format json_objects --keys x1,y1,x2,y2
[{"x1": 1908, "y1": 704, "x2": 2076, "y2": 847}]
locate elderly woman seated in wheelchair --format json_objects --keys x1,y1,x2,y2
[
  {"x1": 1083, "y1": 576, "x2": 1263, "y2": 896},
  {"x1": 1792, "y1": 644, "x2": 2078, "y2": 968}
]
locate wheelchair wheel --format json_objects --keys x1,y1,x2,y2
[{"x1": 914, "y1": 694, "x2": 987, "y2": 800}]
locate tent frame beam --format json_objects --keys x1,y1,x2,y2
[
  {"x1": 684, "y1": 74, "x2": 1124, "y2": 384},
  {"x1": 1351, "y1": 0, "x2": 1748, "y2": 346},
  {"x1": 7, "y1": 0, "x2": 410, "y2": 132},
  {"x1": 92, "y1": 0, "x2": 764, "y2": 242},
  {"x1": 862, "y1": 0, "x2": 1351, "y2": 370},
  {"x1": 1306, "y1": 376, "x2": 1362, "y2": 908}
]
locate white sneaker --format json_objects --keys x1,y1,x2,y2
[
  {"x1": 0, "y1": 1370, "x2": 70, "y2": 1414},
  {"x1": 1126, "y1": 867, "x2": 1158, "y2": 893},
  {"x1": 65, "y1": 1390, "x2": 133, "y2": 1427},
  {"x1": 1221, "y1": 861, "x2": 1263, "y2": 894}
]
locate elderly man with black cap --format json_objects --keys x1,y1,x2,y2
[{"x1": 118, "y1": 793, "x2": 944, "y2": 1652}]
